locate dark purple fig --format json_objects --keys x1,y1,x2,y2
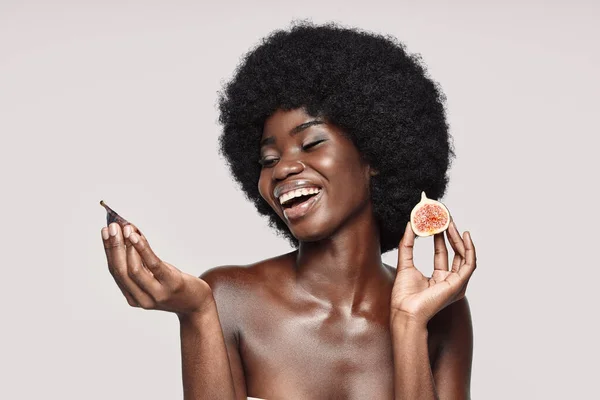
[{"x1": 99, "y1": 200, "x2": 142, "y2": 235}]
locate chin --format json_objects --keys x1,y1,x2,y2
[
  {"x1": 292, "y1": 231, "x2": 329, "y2": 243},
  {"x1": 287, "y1": 217, "x2": 339, "y2": 243}
]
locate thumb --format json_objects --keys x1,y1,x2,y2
[{"x1": 397, "y1": 221, "x2": 416, "y2": 271}]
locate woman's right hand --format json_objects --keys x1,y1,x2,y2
[{"x1": 101, "y1": 222, "x2": 213, "y2": 318}]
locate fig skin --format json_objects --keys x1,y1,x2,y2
[
  {"x1": 409, "y1": 191, "x2": 451, "y2": 237},
  {"x1": 99, "y1": 200, "x2": 142, "y2": 236}
]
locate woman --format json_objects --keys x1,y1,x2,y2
[{"x1": 101, "y1": 21, "x2": 477, "y2": 400}]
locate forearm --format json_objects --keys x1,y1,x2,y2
[
  {"x1": 178, "y1": 296, "x2": 236, "y2": 400},
  {"x1": 391, "y1": 316, "x2": 438, "y2": 400}
]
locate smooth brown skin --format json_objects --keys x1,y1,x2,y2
[
  {"x1": 202, "y1": 108, "x2": 474, "y2": 399},
  {"x1": 101, "y1": 108, "x2": 474, "y2": 399}
]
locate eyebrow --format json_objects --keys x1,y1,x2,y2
[{"x1": 260, "y1": 120, "x2": 325, "y2": 147}]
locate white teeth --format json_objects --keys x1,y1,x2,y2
[{"x1": 279, "y1": 187, "x2": 321, "y2": 205}]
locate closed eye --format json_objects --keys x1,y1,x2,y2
[
  {"x1": 258, "y1": 157, "x2": 277, "y2": 167},
  {"x1": 259, "y1": 139, "x2": 327, "y2": 167},
  {"x1": 302, "y1": 139, "x2": 326, "y2": 150}
]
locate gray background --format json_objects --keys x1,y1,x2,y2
[{"x1": 1, "y1": 0, "x2": 598, "y2": 399}]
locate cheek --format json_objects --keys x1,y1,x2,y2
[
  {"x1": 317, "y1": 148, "x2": 365, "y2": 186},
  {"x1": 318, "y1": 155, "x2": 336, "y2": 171},
  {"x1": 312, "y1": 144, "x2": 348, "y2": 172}
]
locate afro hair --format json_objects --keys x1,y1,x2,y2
[{"x1": 217, "y1": 20, "x2": 455, "y2": 254}]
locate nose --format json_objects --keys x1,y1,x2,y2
[{"x1": 273, "y1": 157, "x2": 305, "y2": 181}]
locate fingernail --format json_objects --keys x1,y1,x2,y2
[
  {"x1": 123, "y1": 225, "x2": 131, "y2": 238},
  {"x1": 129, "y1": 232, "x2": 139, "y2": 244},
  {"x1": 101, "y1": 228, "x2": 109, "y2": 240},
  {"x1": 109, "y1": 223, "x2": 117, "y2": 237}
]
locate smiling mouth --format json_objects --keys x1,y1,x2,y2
[
  {"x1": 281, "y1": 192, "x2": 319, "y2": 209},
  {"x1": 281, "y1": 191, "x2": 323, "y2": 221}
]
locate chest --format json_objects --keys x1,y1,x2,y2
[{"x1": 240, "y1": 306, "x2": 399, "y2": 399}]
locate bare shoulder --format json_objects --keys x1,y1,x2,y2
[
  {"x1": 199, "y1": 264, "x2": 254, "y2": 291},
  {"x1": 200, "y1": 251, "x2": 295, "y2": 291},
  {"x1": 199, "y1": 251, "x2": 297, "y2": 309},
  {"x1": 428, "y1": 296, "x2": 473, "y2": 338}
]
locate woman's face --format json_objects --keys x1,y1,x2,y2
[{"x1": 258, "y1": 108, "x2": 375, "y2": 242}]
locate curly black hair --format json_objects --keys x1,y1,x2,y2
[{"x1": 217, "y1": 20, "x2": 455, "y2": 254}]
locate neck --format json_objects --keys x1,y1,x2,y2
[{"x1": 293, "y1": 204, "x2": 393, "y2": 315}]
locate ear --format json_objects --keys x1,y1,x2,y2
[{"x1": 365, "y1": 165, "x2": 379, "y2": 183}]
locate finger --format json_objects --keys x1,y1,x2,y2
[
  {"x1": 397, "y1": 222, "x2": 415, "y2": 271},
  {"x1": 123, "y1": 225, "x2": 163, "y2": 297},
  {"x1": 445, "y1": 220, "x2": 466, "y2": 273},
  {"x1": 433, "y1": 232, "x2": 449, "y2": 272},
  {"x1": 104, "y1": 223, "x2": 155, "y2": 307},
  {"x1": 123, "y1": 224, "x2": 152, "y2": 276},
  {"x1": 125, "y1": 222, "x2": 144, "y2": 238},
  {"x1": 469, "y1": 230, "x2": 476, "y2": 255},
  {"x1": 126, "y1": 230, "x2": 171, "y2": 282},
  {"x1": 102, "y1": 227, "x2": 139, "y2": 307},
  {"x1": 115, "y1": 277, "x2": 140, "y2": 307},
  {"x1": 124, "y1": 223, "x2": 152, "y2": 275},
  {"x1": 458, "y1": 231, "x2": 477, "y2": 278}
]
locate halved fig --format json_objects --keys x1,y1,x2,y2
[{"x1": 409, "y1": 191, "x2": 451, "y2": 237}]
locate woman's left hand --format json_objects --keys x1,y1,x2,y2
[{"x1": 390, "y1": 218, "x2": 477, "y2": 327}]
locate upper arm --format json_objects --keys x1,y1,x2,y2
[
  {"x1": 200, "y1": 266, "x2": 248, "y2": 400},
  {"x1": 430, "y1": 296, "x2": 474, "y2": 400}
]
